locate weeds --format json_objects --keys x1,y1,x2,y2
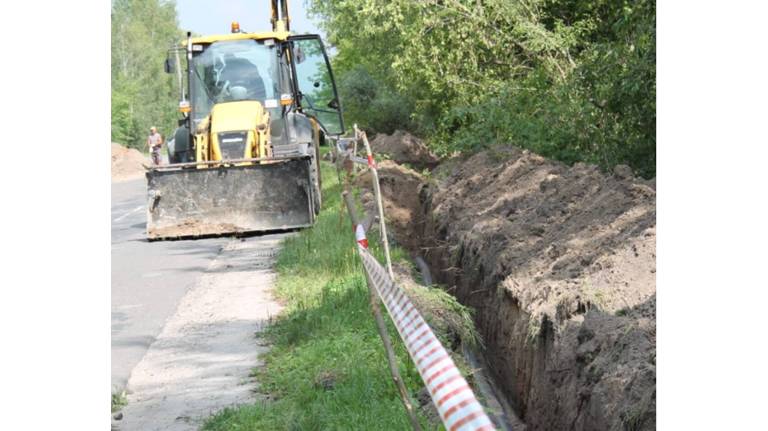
[
  {"x1": 406, "y1": 285, "x2": 480, "y2": 350},
  {"x1": 111, "y1": 389, "x2": 127, "y2": 413},
  {"x1": 526, "y1": 314, "x2": 544, "y2": 344}
]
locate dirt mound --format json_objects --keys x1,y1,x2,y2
[
  {"x1": 356, "y1": 146, "x2": 656, "y2": 430},
  {"x1": 369, "y1": 130, "x2": 439, "y2": 170},
  {"x1": 112, "y1": 142, "x2": 148, "y2": 182},
  {"x1": 354, "y1": 160, "x2": 428, "y2": 251}
]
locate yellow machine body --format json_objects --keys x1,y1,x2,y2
[
  {"x1": 188, "y1": 30, "x2": 291, "y2": 46},
  {"x1": 194, "y1": 101, "x2": 272, "y2": 165}
]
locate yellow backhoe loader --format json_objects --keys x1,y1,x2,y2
[{"x1": 147, "y1": 0, "x2": 343, "y2": 240}]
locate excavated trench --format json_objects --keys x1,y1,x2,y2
[{"x1": 355, "y1": 133, "x2": 656, "y2": 431}]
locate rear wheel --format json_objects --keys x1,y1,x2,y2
[
  {"x1": 170, "y1": 126, "x2": 192, "y2": 164},
  {"x1": 168, "y1": 138, "x2": 179, "y2": 164}
]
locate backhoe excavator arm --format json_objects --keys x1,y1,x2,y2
[{"x1": 270, "y1": 0, "x2": 290, "y2": 32}]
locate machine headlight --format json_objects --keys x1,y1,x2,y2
[{"x1": 217, "y1": 131, "x2": 248, "y2": 159}]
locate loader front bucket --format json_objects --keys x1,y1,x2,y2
[{"x1": 146, "y1": 157, "x2": 315, "y2": 240}]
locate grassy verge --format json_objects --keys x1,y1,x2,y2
[{"x1": 202, "y1": 158, "x2": 474, "y2": 430}]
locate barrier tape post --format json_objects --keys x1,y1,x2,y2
[
  {"x1": 342, "y1": 191, "x2": 423, "y2": 431},
  {"x1": 352, "y1": 124, "x2": 360, "y2": 174},
  {"x1": 355, "y1": 125, "x2": 395, "y2": 280}
]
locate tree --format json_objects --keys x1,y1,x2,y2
[
  {"x1": 308, "y1": 0, "x2": 656, "y2": 177},
  {"x1": 111, "y1": 0, "x2": 183, "y2": 149}
]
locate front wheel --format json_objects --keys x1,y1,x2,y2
[{"x1": 170, "y1": 126, "x2": 192, "y2": 164}]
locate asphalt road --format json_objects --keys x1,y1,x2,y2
[{"x1": 111, "y1": 178, "x2": 230, "y2": 390}]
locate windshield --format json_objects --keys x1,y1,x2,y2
[{"x1": 190, "y1": 39, "x2": 284, "y2": 121}]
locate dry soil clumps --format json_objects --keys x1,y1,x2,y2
[
  {"x1": 112, "y1": 142, "x2": 148, "y2": 182},
  {"x1": 422, "y1": 147, "x2": 656, "y2": 430},
  {"x1": 355, "y1": 133, "x2": 656, "y2": 431},
  {"x1": 369, "y1": 130, "x2": 439, "y2": 170}
]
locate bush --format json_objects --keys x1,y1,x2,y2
[
  {"x1": 433, "y1": 71, "x2": 655, "y2": 177},
  {"x1": 338, "y1": 66, "x2": 414, "y2": 135}
]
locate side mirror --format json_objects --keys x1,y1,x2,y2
[
  {"x1": 294, "y1": 46, "x2": 306, "y2": 64},
  {"x1": 327, "y1": 98, "x2": 339, "y2": 110},
  {"x1": 164, "y1": 58, "x2": 175, "y2": 74}
]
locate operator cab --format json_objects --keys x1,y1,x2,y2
[{"x1": 166, "y1": 29, "x2": 344, "y2": 154}]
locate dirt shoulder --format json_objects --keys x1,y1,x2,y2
[
  {"x1": 355, "y1": 134, "x2": 656, "y2": 430},
  {"x1": 113, "y1": 236, "x2": 286, "y2": 431},
  {"x1": 112, "y1": 143, "x2": 148, "y2": 182}
]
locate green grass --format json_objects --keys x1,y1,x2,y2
[
  {"x1": 202, "y1": 159, "x2": 448, "y2": 430},
  {"x1": 111, "y1": 389, "x2": 128, "y2": 413}
]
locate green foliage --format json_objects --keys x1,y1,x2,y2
[
  {"x1": 338, "y1": 66, "x2": 414, "y2": 134},
  {"x1": 111, "y1": 389, "x2": 128, "y2": 413},
  {"x1": 309, "y1": 0, "x2": 656, "y2": 177},
  {"x1": 111, "y1": 0, "x2": 182, "y2": 149}
]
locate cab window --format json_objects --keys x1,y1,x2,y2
[{"x1": 290, "y1": 36, "x2": 344, "y2": 135}]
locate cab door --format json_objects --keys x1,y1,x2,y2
[{"x1": 287, "y1": 35, "x2": 344, "y2": 136}]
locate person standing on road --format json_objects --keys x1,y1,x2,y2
[{"x1": 147, "y1": 127, "x2": 164, "y2": 166}]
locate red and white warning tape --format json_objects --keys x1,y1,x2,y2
[
  {"x1": 355, "y1": 224, "x2": 369, "y2": 248},
  {"x1": 357, "y1": 244, "x2": 495, "y2": 431}
]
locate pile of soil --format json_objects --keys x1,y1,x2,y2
[
  {"x1": 112, "y1": 142, "x2": 148, "y2": 182},
  {"x1": 354, "y1": 160, "x2": 428, "y2": 252},
  {"x1": 369, "y1": 130, "x2": 439, "y2": 170},
  {"x1": 354, "y1": 135, "x2": 656, "y2": 430}
]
